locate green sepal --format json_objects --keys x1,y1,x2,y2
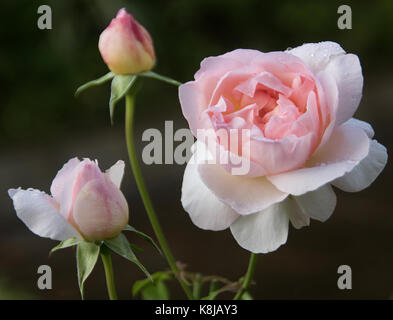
[
  {"x1": 109, "y1": 75, "x2": 138, "y2": 125},
  {"x1": 132, "y1": 271, "x2": 172, "y2": 297},
  {"x1": 75, "y1": 72, "x2": 115, "y2": 97},
  {"x1": 76, "y1": 241, "x2": 101, "y2": 299},
  {"x1": 139, "y1": 71, "x2": 181, "y2": 87},
  {"x1": 140, "y1": 280, "x2": 170, "y2": 300},
  {"x1": 49, "y1": 238, "x2": 80, "y2": 256},
  {"x1": 104, "y1": 233, "x2": 152, "y2": 281},
  {"x1": 132, "y1": 271, "x2": 172, "y2": 300},
  {"x1": 123, "y1": 224, "x2": 162, "y2": 255}
]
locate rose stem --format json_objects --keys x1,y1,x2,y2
[
  {"x1": 125, "y1": 92, "x2": 194, "y2": 300},
  {"x1": 234, "y1": 253, "x2": 258, "y2": 300},
  {"x1": 100, "y1": 244, "x2": 118, "y2": 300}
]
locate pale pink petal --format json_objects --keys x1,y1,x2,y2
[
  {"x1": 194, "y1": 131, "x2": 267, "y2": 177},
  {"x1": 288, "y1": 41, "x2": 345, "y2": 74},
  {"x1": 333, "y1": 139, "x2": 387, "y2": 192},
  {"x1": 325, "y1": 54, "x2": 363, "y2": 125},
  {"x1": 181, "y1": 154, "x2": 239, "y2": 231},
  {"x1": 267, "y1": 122, "x2": 370, "y2": 195},
  {"x1": 246, "y1": 132, "x2": 315, "y2": 175},
  {"x1": 230, "y1": 201, "x2": 289, "y2": 254},
  {"x1": 313, "y1": 70, "x2": 339, "y2": 153},
  {"x1": 50, "y1": 157, "x2": 80, "y2": 202},
  {"x1": 195, "y1": 53, "x2": 245, "y2": 80},
  {"x1": 235, "y1": 71, "x2": 292, "y2": 97},
  {"x1": 72, "y1": 177, "x2": 129, "y2": 241},
  {"x1": 209, "y1": 69, "x2": 255, "y2": 107},
  {"x1": 8, "y1": 188, "x2": 81, "y2": 241},
  {"x1": 59, "y1": 159, "x2": 103, "y2": 220},
  {"x1": 294, "y1": 184, "x2": 337, "y2": 222},
  {"x1": 105, "y1": 160, "x2": 125, "y2": 188}
]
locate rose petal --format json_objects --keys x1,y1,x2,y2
[
  {"x1": 230, "y1": 201, "x2": 289, "y2": 254},
  {"x1": 59, "y1": 159, "x2": 102, "y2": 220},
  {"x1": 286, "y1": 197, "x2": 310, "y2": 229},
  {"x1": 198, "y1": 161, "x2": 288, "y2": 215},
  {"x1": 181, "y1": 154, "x2": 239, "y2": 231},
  {"x1": 105, "y1": 160, "x2": 125, "y2": 188},
  {"x1": 267, "y1": 122, "x2": 370, "y2": 195},
  {"x1": 344, "y1": 118, "x2": 374, "y2": 138},
  {"x1": 332, "y1": 139, "x2": 387, "y2": 192},
  {"x1": 247, "y1": 132, "x2": 316, "y2": 175},
  {"x1": 8, "y1": 188, "x2": 81, "y2": 241},
  {"x1": 288, "y1": 41, "x2": 345, "y2": 74},
  {"x1": 325, "y1": 54, "x2": 363, "y2": 125},
  {"x1": 50, "y1": 157, "x2": 80, "y2": 202},
  {"x1": 72, "y1": 177, "x2": 129, "y2": 241},
  {"x1": 294, "y1": 184, "x2": 337, "y2": 222}
]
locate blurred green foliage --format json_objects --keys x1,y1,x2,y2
[{"x1": 1, "y1": 0, "x2": 392, "y2": 146}]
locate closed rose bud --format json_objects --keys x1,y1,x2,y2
[
  {"x1": 98, "y1": 8, "x2": 155, "y2": 75},
  {"x1": 8, "y1": 158, "x2": 129, "y2": 242}
]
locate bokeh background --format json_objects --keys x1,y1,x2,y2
[{"x1": 1, "y1": 0, "x2": 392, "y2": 299}]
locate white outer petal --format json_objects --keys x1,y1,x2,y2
[
  {"x1": 8, "y1": 188, "x2": 81, "y2": 241},
  {"x1": 333, "y1": 139, "x2": 387, "y2": 192},
  {"x1": 294, "y1": 184, "x2": 337, "y2": 222},
  {"x1": 50, "y1": 157, "x2": 80, "y2": 202},
  {"x1": 230, "y1": 201, "x2": 289, "y2": 254},
  {"x1": 325, "y1": 53, "x2": 363, "y2": 125},
  {"x1": 198, "y1": 162, "x2": 288, "y2": 215},
  {"x1": 344, "y1": 118, "x2": 374, "y2": 138},
  {"x1": 288, "y1": 41, "x2": 345, "y2": 74},
  {"x1": 267, "y1": 122, "x2": 370, "y2": 195},
  {"x1": 105, "y1": 160, "x2": 125, "y2": 188},
  {"x1": 192, "y1": 141, "x2": 288, "y2": 215},
  {"x1": 286, "y1": 197, "x2": 310, "y2": 229},
  {"x1": 181, "y1": 155, "x2": 239, "y2": 231}
]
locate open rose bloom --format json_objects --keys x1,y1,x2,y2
[
  {"x1": 179, "y1": 42, "x2": 388, "y2": 253},
  {"x1": 8, "y1": 158, "x2": 129, "y2": 242}
]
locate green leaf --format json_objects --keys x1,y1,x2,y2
[
  {"x1": 141, "y1": 280, "x2": 170, "y2": 300},
  {"x1": 104, "y1": 233, "x2": 151, "y2": 280},
  {"x1": 123, "y1": 225, "x2": 162, "y2": 255},
  {"x1": 76, "y1": 241, "x2": 100, "y2": 299},
  {"x1": 132, "y1": 272, "x2": 172, "y2": 297},
  {"x1": 139, "y1": 71, "x2": 181, "y2": 86},
  {"x1": 50, "y1": 238, "x2": 79, "y2": 256},
  {"x1": 109, "y1": 75, "x2": 137, "y2": 124},
  {"x1": 75, "y1": 72, "x2": 114, "y2": 97}
]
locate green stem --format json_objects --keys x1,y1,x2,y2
[
  {"x1": 233, "y1": 253, "x2": 258, "y2": 300},
  {"x1": 125, "y1": 93, "x2": 194, "y2": 300},
  {"x1": 100, "y1": 245, "x2": 118, "y2": 300},
  {"x1": 192, "y1": 273, "x2": 202, "y2": 300}
]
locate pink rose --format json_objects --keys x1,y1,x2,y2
[
  {"x1": 179, "y1": 42, "x2": 387, "y2": 253},
  {"x1": 98, "y1": 8, "x2": 155, "y2": 75},
  {"x1": 8, "y1": 158, "x2": 129, "y2": 242}
]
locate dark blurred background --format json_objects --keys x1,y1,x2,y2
[{"x1": 0, "y1": 0, "x2": 392, "y2": 299}]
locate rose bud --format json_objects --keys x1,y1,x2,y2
[
  {"x1": 8, "y1": 158, "x2": 129, "y2": 242},
  {"x1": 98, "y1": 8, "x2": 155, "y2": 75}
]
